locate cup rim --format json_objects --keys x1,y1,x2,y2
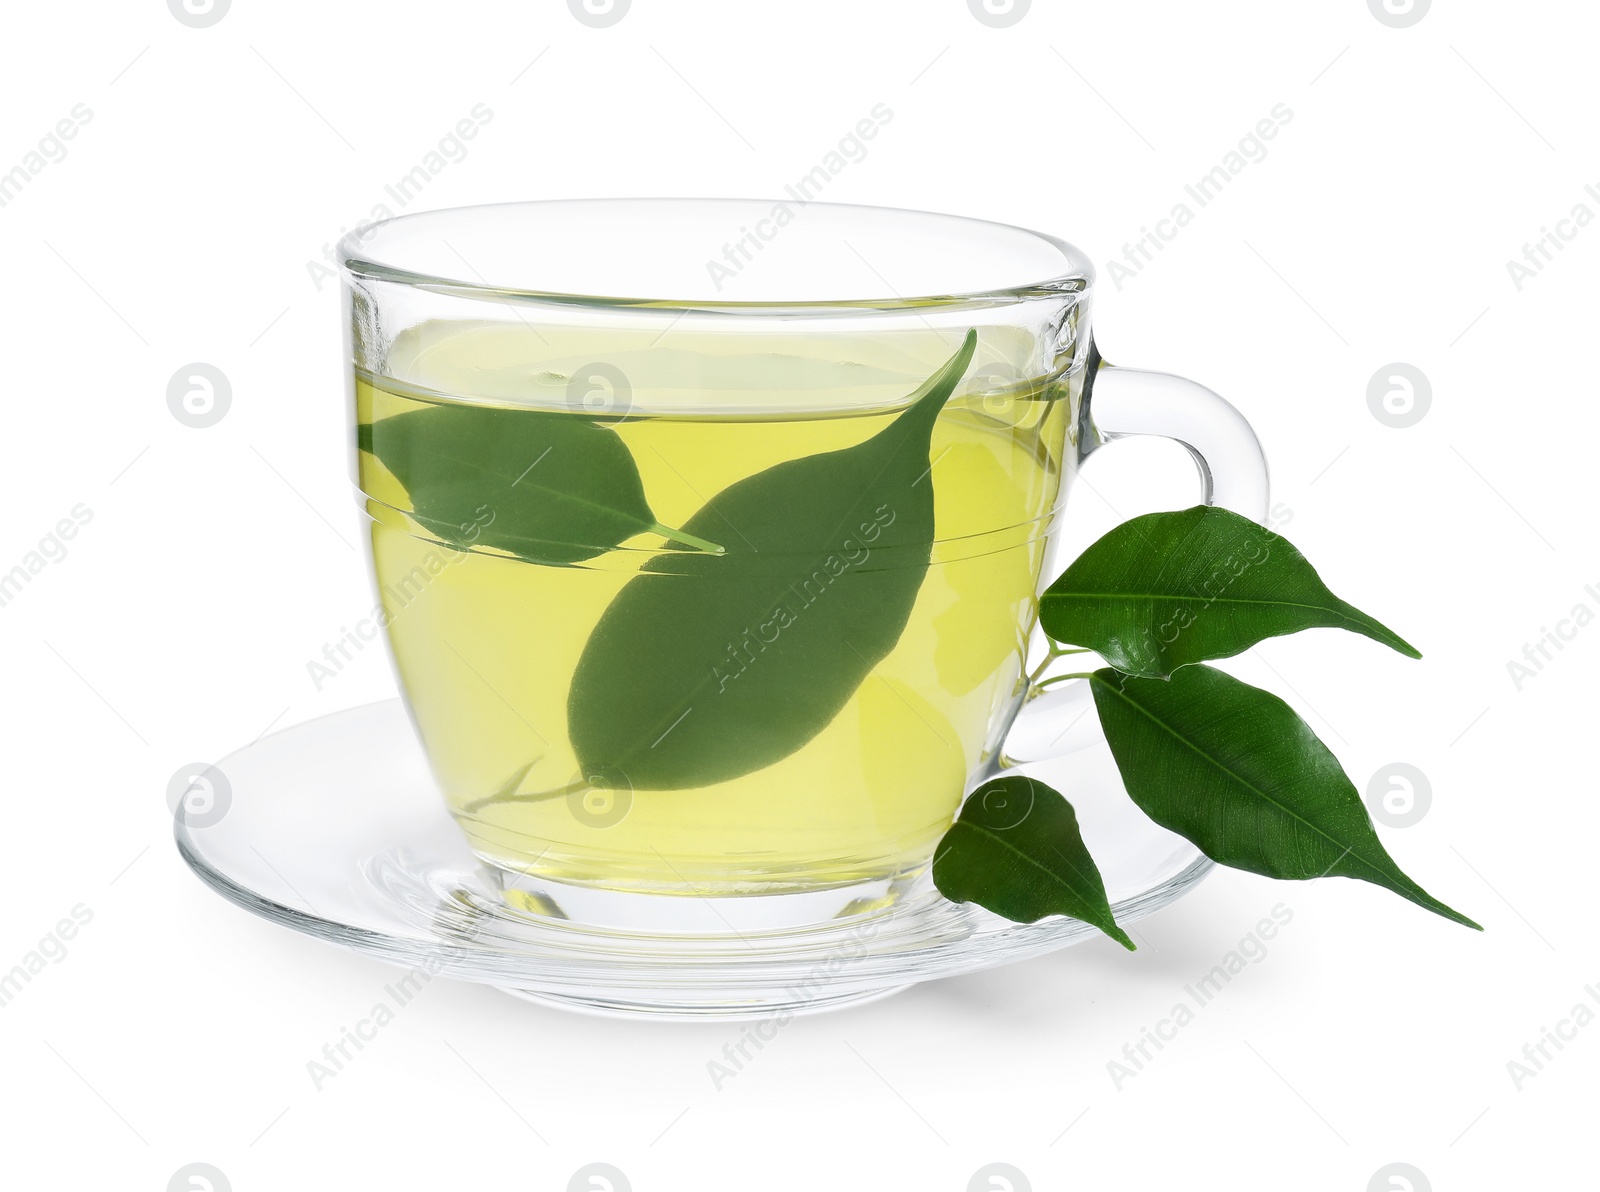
[{"x1": 337, "y1": 197, "x2": 1095, "y2": 314}]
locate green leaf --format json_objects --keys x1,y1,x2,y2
[
  {"x1": 1040, "y1": 505, "x2": 1419, "y2": 678},
  {"x1": 567, "y1": 331, "x2": 978, "y2": 790},
  {"x1": 357, "y1": 404, "x2": 720, "y2": 566},
  {"x1": 932, "y1": 776, "x2": 1134, "y2": 947},
  {"x1": 1089, "y1": 664, "x2": 1479, "y2": 929}
]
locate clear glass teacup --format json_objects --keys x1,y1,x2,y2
[{"x1": 340, "y1": 199, "x2": 1266, "y2": 930}]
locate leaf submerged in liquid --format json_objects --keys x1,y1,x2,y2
[{"x1": 566, "y1": 331, "x2": 979, "y2": 790}]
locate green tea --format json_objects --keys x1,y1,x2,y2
[{"x1": 356, "y1": 321, "x2": 1075, "y2": 895}]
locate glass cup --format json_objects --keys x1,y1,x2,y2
[{"x1": 340, "y1": 199, "x2": 1267, "y2": 931}]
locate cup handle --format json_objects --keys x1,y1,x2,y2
[
  {"x1": 1077, "y1": 342, "x2": 1269, "y2": 521},
  {"x1": 995, "y1": 343, "x2": 1271, "y2": 769}
]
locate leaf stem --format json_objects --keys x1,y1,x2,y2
[
  {"x1": 1026, "y1": 644, "x2": 1091, "y2": 688},
  {"x1": 650, "y1": 521, "x2": 726, "y2": 555},
  {"x1": 1034, "y1": 671, "x2": 1097, "y2": 692},
  {"x1": 461, "y1": 776, "x2": 587, "y2": 816}
]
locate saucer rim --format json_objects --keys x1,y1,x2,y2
[{"x1": 173, "y1": 697, "x2": 1217, "y2": 1012}]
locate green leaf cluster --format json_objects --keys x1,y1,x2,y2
[{"x1": 932, "y1": 504, "x2": 1478, "y2": 944}]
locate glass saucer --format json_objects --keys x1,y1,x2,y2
[{"x1": 174, "y1": 697, "x2": 1210, "y2": 1020}]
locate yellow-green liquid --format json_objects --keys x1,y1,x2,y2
[{"x1": 356, "y1": 322, "x2": 1076, "y2": 895}]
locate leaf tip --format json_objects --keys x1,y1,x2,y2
[
  {"x1": 1415, "y1": 891, "x2": 1480, "y2": 932},
  {"x1": 945, "y1": 329, "x2": 978, "y2": 385},
  {"x1": 1371, "y1": 618, "x2": 1422, "y2": 660}
]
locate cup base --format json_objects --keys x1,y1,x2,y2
[{"x1": 488, "y1": 862, "x2": 924, "y2": 934}]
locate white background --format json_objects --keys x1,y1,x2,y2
[{"x1": 1, "y1": 1, "x2": 1593, "y2": 1189}]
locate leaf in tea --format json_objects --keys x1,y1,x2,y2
[
  {"x1": 567, "y1": 331, "x2": 978, "y2": 790},
  {"x1": 358, "y1": 404, "x2": 719, "y2": 566},
  {"x1": 933, "y1": 775, "x2": 1133, "y2": 947},
  {"x1": 1089, "y1": 664, "x2": 1479, "y2": 928},
  {"x1": 1040, "y1": 506, "x2": 1419, "y2": 677}
]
